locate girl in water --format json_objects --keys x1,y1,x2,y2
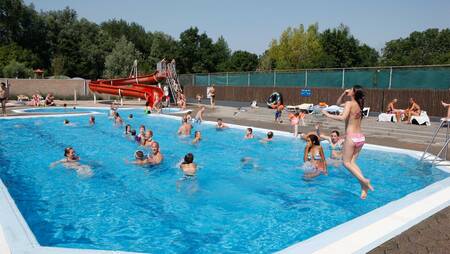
[
  {"x1": 50, "y1": 147, "x2": 92, "y2": 176},
  {"x1": 303, "y1": 134, "x2": 327, "y2": 178},
  {"x1": 315, "y1": 124, "x2": 344, "y2": 163},
  {"x1": 192, "y1": 131, "x2": 202, "y2": 144},
  {"x1": 322, "y1": 85, "x2": 373, "y2": 199}
]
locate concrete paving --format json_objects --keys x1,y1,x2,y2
[{"x1": 1, "y1": 99, "x2": 449, "y2": 253}]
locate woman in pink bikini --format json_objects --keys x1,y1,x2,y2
[{"x1": 322, "y1": 85, "x2": 374, "y2": 199}]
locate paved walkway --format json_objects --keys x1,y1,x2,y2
[{"x1": 2, "y1": 100, "x2": 449, "y2": 253}]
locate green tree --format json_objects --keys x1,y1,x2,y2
[
  {"x1": 265, "y1": 24, "x2": 325, "y2": 69},
  {"x1": 147, "y1": 32, "x2": 178, "y2": 71},
  {"x1": 2, "y1": 60, "x2": 33, "y2": 78},
  {"x1": 382, "y1": 28, "x2": 450, "y2": 65},
  {"x1": 319, "y1": 25, "x2": 379, "y2": 67},
  {"x1": 0, "y1": 43, "x2": 39, "y2": 71},
  {"x1": 214, "y1": 36, "x2": 231, "y2": 72},
  {"x1": 104, "y1": 36, "x2": 142, "y2": 78},
  {"x1": 225, "y1": 51, "x2": 258, "y2": 71}
]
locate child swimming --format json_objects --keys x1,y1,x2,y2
[
  {"x1": 180, "y1": 153, "x2": 197, "y2": 177},
  {"x1": 244, "y1": 128, "x2": 254, "y2": 139},
  {"x1": 302, "y1": 134, "x2": 327, "y2": 179},
  {"x1": 192, "y1": 131, "x2": 202, "y2": 144}
]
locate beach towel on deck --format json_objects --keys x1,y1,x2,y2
[
  {"x1": 378, "y1": 113, "x2": 396, "y2": 122},
  {"x1": 410, "y1": 111, "x2": 431, "y2": 126}
]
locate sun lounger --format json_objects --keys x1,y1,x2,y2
[
  {"x1": 324, "y1": 105, "x2": 344, "y2": 115},
  {"x1": 286, "y1": 103, "x2": 313, "y2": 112},
  {"x1": 378, "y1": 113, "x2": 397, "y2": 122},
  {"x1": 410, "y1": 111, "x2": 431, "y2": 126}
]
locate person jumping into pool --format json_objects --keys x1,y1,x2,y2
[
  {"x1": 314, "y1": 124, "x2": 344, "y2": 161},
  {"x1": 302, "y1": 134, "x2": 327, "y2": 179},
  {"x1": 147, "y1": 142, "x2": 163, "y2": 165},
  {"x1": 195, "y1": 106, "x2": 206, "y2": 123},
  {"x1": 216, "y1": 118, "x2": 228, "y2": 129},
  {"x1": 178, "y1": 118, "x2": 192, "y2": 136},
  {"x1": 244, "y1": 128, "x2": 254, "y2": 139},
  {"x1": 192, "y1": 131, "x2": 202, "y2": 144},
  {"x1": 322, "y1": 85, "x2": 373, "y2": 199}
]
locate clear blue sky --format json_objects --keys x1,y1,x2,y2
[{"x1": 24, "y1": 0, "x2": 450, "y2": 55}]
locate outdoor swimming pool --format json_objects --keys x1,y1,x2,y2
[{"x1": 0, "y1": 108, "x2": 448, "y2": 253}]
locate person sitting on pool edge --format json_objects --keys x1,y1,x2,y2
[
  {"x1": 216, "y1": 118, "x2": 227, "y2": 129},
  {"x1": 147, "y1": 142, "x2": 163, "y2": 165},
  {"x1": 178, "y1": 117, "x2": 192, "y2": 135},
  {"x1": 195, "y1": 106, "x2": 206, "y2": 123},
  {"x1": 180, "y1": 153, "x2": 197, "y2": 177},
  {"x1": 244, "y1": 128, "x2": 254, "y2": 139},
  {"x1": 192, "y1": 131, "x2": 202, "y2": 144},
  {"x1": 303, "y1": 134, "x2": 327, "y2": 179}
]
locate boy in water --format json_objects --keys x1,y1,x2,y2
[
  {"x1": 261, "y1": 131, "x2": 274, "y2": 143},
  {"x1": 180, "y1": 153, "x2": 197, "y2": 176},
  {"x1": 244, "y1": 128, "x2": 254, "y2": 139},
  {"x1": 132, "y1": 150, "x2": 148, "y2": 165},
  {"x1": 216, "y1": 118, "x2": 227, "y2": 129}
]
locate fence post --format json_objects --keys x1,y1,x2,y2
[
  {"x1": 248, "y1": 73, "x2": 250, "y2": 87},
  {"x1": 273, "y1": 71, "x2": 276, "y2": 88},
  {"x1": 93, "y1": 93, "x2": 96, "y2": 104},
  {"x1": 388, "y1": 67, "x2": 393, "y2": 89},
  {"x1": 341, "y1": 69, "x2": 345, "y2": 89},
  {"x1": 192, "y1": 74, "x2": 195, "y2": 86},
  {"x1": 208, "y1": 73, "x2": 211, "y2": 86},
  {"x1": 305, "y1": 70, "x2": 308, "y2": 88},
  {"x1": 226, "y1": 72, "x2": 229, "y2": 86}
]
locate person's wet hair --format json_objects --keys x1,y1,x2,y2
[
  {"x1": 125, "y1": 124, "x2": 131, "y2": 132},
  {"x1": 64, "y1": 119, "x2": 69, "y2": 124},
  {"x1": 267, "y1": 131, "x2": 273, "y2": 139},
  {"x1": 135, "y1": 150, "x2": 144, "y2": 159},
  {"x1": 128, "y1": 114, "x2": 133, "y2": 119},
  {"x1": 247, "y1": 127, "x2": 253, "y2": 133},
  {"x1": 353, "y1": 85, "x2": 365, "y2": 118},
  {"x1": 64, "y1": 147, "x2": 73, "y2": 157},
  {"x1": 184, "y1": 153, "x2": 194, "y2": 164},
  {"x1": 217, "y1": 118, "x2": 222, "y2": 122},
  {"x1": 131, "y1": 129, "x2": 136, "y2": 136},
  {"x1": 331, "y1": 130, "x2": 340, "y2": 136},
  {"x1": 308, "y1": 134, "x2": 321, "y2": 146},
  {"x1": 1, "y1": 82, "x2": 6, "y2": 87}
]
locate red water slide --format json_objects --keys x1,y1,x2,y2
[{"x1": 89, "y1": 72, "x2": 165, "y2": 107}]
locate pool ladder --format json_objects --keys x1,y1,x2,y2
[{"x1": 420, "y1": 118, "x2": 450, "y2": 165}]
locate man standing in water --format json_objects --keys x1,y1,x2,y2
[
  {"x1": 0, "y1": 82, "x2": 9, "y2": 116},
  {"x1": 147, "y1": 142, "x2": 163, "y2": 165},
  {"x1": 322, "y1": 86, "x2": 374, "y2": 199}
]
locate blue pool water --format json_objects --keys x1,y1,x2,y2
[{"x1": 0, "y1": 109, "x2": 448, "y2": 253}]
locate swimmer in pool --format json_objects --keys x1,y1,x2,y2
[
  {"x1": 180, "y1": 153, "x2": 197, "y2": 177},
  {"x1": 130, "y1": 129, "x2": 137, "y2": 140},
  {"x1": 114, "y1": 112, "x2": 123, "y2": 125},
  {"x1": 315, "y1": 124, "x2": 344, "y2": 161},
  {"x1": 142, "y1": 130, "x2": 155, "y2": 147},
  {"x1": 89, "y1": 115, "x2": 95, "y2": 125},
  {"x1": 124, "y1": 124, "x2": 132, "y2": 135},
  {"x1": 128, "y1": 114, "x2": 133, "y2": 119},
  {"x1": 302, "y1": 134, "x2": 327, "y2": 179},
  {"x1": 192, "y1": 131, "x2": 202, "y2": 144},
  {"x1": 216, "y1": 118, "x2": 227, "y2": 129},
  {"x1": 50, "y1": 147, "x2": 92, "y2": 176},
  {"x1": 132, "y1": 150, "x2": 149, "y2": 165},
  {"x1": 63, "y1": 119, "x2": 75, "y2": 126},
  {"x1": 147, "y1": 142, "x2": 163, "y2": 165},
  {"x1": 260, "y1": 131, "x2": 274, "y2": 142},
  {"x1": 244, "y1": 127, "x2": 254, "y2": 139},
  {"x1": 137, "y1": 125, "x2": 146, "y2": 143},
  {"x1": 177, "y1": 118, "x2": 192, "y2": 136}
]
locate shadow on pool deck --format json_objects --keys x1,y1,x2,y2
[{"x1": 2, "y1": 99, "x2": 450, "y2": 253}]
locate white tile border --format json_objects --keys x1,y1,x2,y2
[{"x1": 0, "y1": 107, "x2": 448, "y2": 254}]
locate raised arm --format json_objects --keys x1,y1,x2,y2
[
  {"x1": 322, "y1": 102, "x2": 351, "y2": 121},
  {"x1": 336, "y1": 90, "x2": 348, "y2": 106}
]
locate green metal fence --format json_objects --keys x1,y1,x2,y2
[{"x1": 180, "y1": 65, "x2": 450, "y2": 89}]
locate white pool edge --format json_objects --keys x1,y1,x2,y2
[{"x1": 0, "y1": 108, "x2": 448, "y2": 254}]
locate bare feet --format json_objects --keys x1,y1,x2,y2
[{"x1": 360, "y1": 179, "x2": 374, "y2": 200}]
